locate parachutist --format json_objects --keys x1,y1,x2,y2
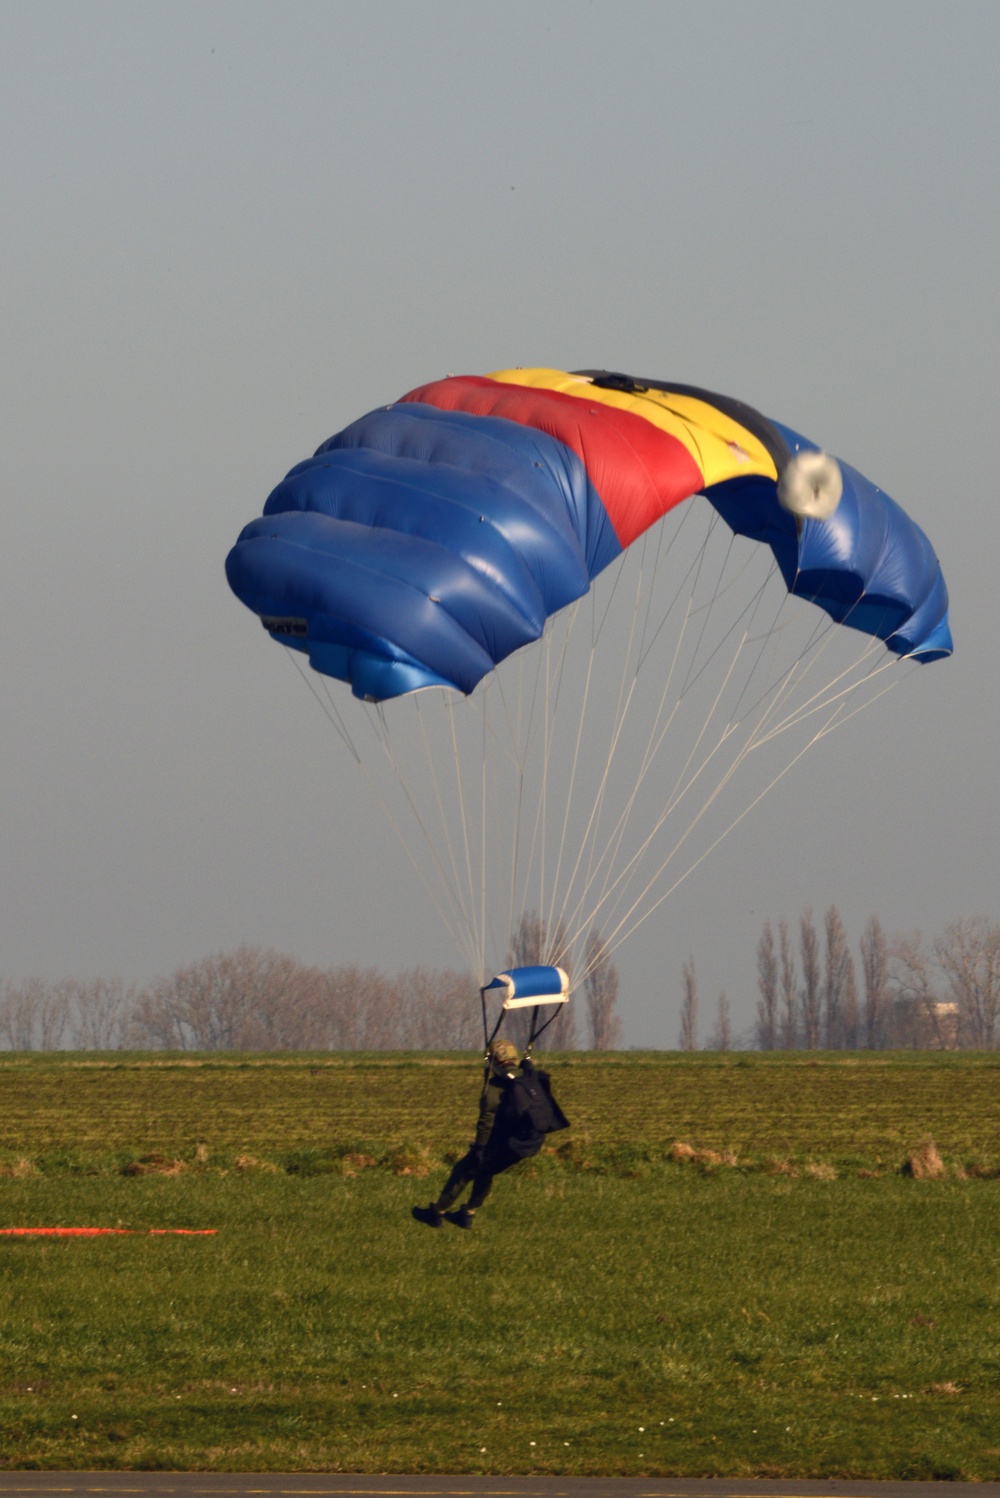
[{"x1": 411, "y1": 1038, "x2": 568, "y2": 1229}]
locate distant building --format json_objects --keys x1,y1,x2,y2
[
  {"x1": 929, "y1": 1001, "x2": 959, "y2": 1049},
  {"x1": 889, "y1": 997, "x2": 959, "y2": 1049}
]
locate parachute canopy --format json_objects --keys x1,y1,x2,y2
[
  {"x1": 226, "y1": 368, "x2": 952, "y2": 702},
  {"x1": 227, "y1": 368, "x2": 954, "y2": 987}
]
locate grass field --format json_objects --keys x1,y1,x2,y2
[{"x1": 1, "y1": 1050, "x2": 999, "y2": 1477}]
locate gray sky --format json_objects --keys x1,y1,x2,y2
[{"x1": 2, "y1": 0, "x2": 997, "y2": 1045}]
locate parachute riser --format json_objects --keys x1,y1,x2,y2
[{"x1": 481, "y1": 986, "x2": 506, "y2": 1056}]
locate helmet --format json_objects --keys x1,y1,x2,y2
[{"x1": 489, "y1": 1039, "x2": 520, "y2": 1070}]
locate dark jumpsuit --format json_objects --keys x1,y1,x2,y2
[{"x1": 434, "y1": 1066, "x2": 521, "y2": 1212}]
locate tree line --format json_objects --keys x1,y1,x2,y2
[
  {"x1": 680, "y1": 910, "x2": 1000, "y2": 1050},
  {"x1": 0, "y1": 916, "x2": 623, "y2": 1052}
]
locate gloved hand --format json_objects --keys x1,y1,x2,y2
[{"x1": 467, "y1": 1143, "x2": 485, "y2": 1168}]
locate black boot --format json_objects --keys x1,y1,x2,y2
[
  {"x1": 411, "y1": 1203, "x2": 444, "y2": 1227},
  {"x1": 445, "y1": 1206, "x2": 476, "y2": 1229}
]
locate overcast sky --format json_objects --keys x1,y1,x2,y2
[{"x1": 2, "y1": 0, "x2": 997, "y2": 1045}]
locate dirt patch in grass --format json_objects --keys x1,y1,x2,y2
[
  {"x1": 669, "y1": 1139, "x2": 738, "y2": 1169},
  {"x1": 0, "y1": 1157, "x2": 38, "y2": 1178},
  {"x1": 965, "y1": 1159, "x2": 1000, "y2": 1178},
  {"x1": 121, "y1": 1153, "x2": 187, "y2": 1177},
  {"x1": 391, "y1": 1145, "x2": 433, "y2": 1177},
  {"x1": 234, "y1": 1153, "x2": 279, "y2": 1173},
  {"x1": 804, "y1": 1161, "x2": 838, "y2": 1181},
  {"x1": 901, "y1": 1138, "x2": 946, "y2": 1178},
  {"x1": 340, "y1": 1152, "x2": 378, "y2": 1176}
]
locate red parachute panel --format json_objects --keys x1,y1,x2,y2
[{"x1": 400, "y1": 375, "x2": 705, "y2": 548}]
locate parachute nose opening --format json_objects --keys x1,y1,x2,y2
[{"x1": 777, "y1": 450, "x2": 843, "y2": 520}]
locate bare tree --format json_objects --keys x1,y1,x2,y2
[
  {"x1": 310, "y1": 965, "x2": 413, "y2": 1050},
  {"x1": 315, "y1": 964, "x2": 368, "y2": 1049},
  {"x1": 255, "y1": 960, "x2": 329, "y2": 1049},
  {"x1": 0, "y1": 978, "x2": 70, "y2": 1051},
  {"x1": 402, "y1": 967, "x2": 479, "y2": 1050},
  {"x1": 889, "y1": 931, "x2": 950, "y2": 1048},
  {"x1": 841, "y1": 956, "x2": 860, "y2": 1049},
  {"x1": 706, "y1": 991, "x2": 731, "y2": 1051},
  {"x1": 40, "y1": 984, "x2": 69, "y2": 1050},
  {"x1": 130, "y1": 987, "x2": 177, "y2": 1050},
  {"x1": 0, "y1": 979, "x2": 45, "y2": 1050},
  {"x1": 67, "y1": 978, "x2": 131, "y2": 1050},
  {"x1": 510, "y1": 911, "x2": 545, "y2": 968},
  {"x1": 133, "y1": 945, "x2": 325, "y2": 1051},
  {"x1": 778, "y1": 918, "x2": 798, "y2": 1049},
  {"x1": 800, "y1": 909, "x2": 821, "y2": 1048},
  {"x1": 756, "y1": 921, "x2": 778, "y2": 1050},
  {"x1": 679, "y1": 957, "x2": 698, "y2": 1051},
  {"x1": 823, "y1": 905, "x2": 852, "y2": 1048},
  {"x1": 860, "y1": 915, "x2": 889, "y2": 1049},
  {"x1": 936, "y1": 917, "x2": 1000, "y2": 1050},
  {"x1": 0, "y1": 950, "x2": 535, "y2": 1054},
  {"x1": 332, "y1": 967, "x2": 369, "y2": 1048},
  {"x1": 582, "y1": 928, "x2": 622, "y2": 1050},
  {"x1": 356, "y1": 966, "x2": 406, "y2": 1050}
]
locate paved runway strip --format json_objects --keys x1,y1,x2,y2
[{"x1": 0, "y1": 1477, "x2": 995, "y2": 1498}]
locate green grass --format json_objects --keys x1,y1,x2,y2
[
  {"x1": 1, "y1": 1051, "x2": 999, "y2": 1476},
  {"x1": 3, "y1": 1048, "x2": 1000, "y2": 1174}
]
